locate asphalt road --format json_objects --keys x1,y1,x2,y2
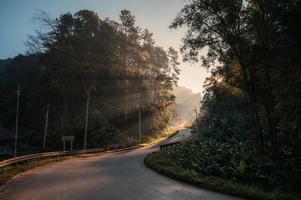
[{"x1": 0, "y1": 129, "x2": 242, "y2": 200}]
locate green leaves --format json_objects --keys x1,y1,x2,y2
[
  {"x1": 239, "y1": 160, "x2": 246, "y2": 174},
  {"x1": 164, "y1": 135, "x2": 301, "y2": 194},
  {"x1": 0, "y1": 9, "x2": 179, "y2": 153}
]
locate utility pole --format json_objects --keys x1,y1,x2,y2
[
  {"x1": 137, "y1": 104, "x2": 141, "y2": 144},
  {"x1": 14, "y1": 83, "x2": 20, "y2": 157},
  {"x1": 83, "y1": 89, "x2": 90, "y2": 150},
  {"x1": 43, "y1": 104, "x2": 49, "y2": 150},
  {"x1": 194, "y1": 105, "x2": 199, "y2": 135}
]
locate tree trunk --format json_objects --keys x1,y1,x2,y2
[
  {"x1": 293, "y1": 122, "x2": 300, "y2": 157},
  {"x1": 263, "y1": 103, "x2": 278, "y2": 157},
  {"x1": 239, "y1": 58, "x2": 264, "y2": 150}
]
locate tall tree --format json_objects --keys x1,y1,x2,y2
[{"x1": 171, "y1": 0, "x2": 301, "y2": 156}]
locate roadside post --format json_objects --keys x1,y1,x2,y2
[
  {"x1": 14, "y1": 83, "x2": 20, "y2": 157},
  {"x1": 43, "y1": 104, "x2": 49, "y2": 149},
  {"x1": 137, "y1": 104, "x2": 141, "y2": 144},
  {"x1": 194, "y1": 105, "x2": 199, "y2": 135},
  {"x1": 83, "y1": 89, "x2": 90, "y2": 150}
]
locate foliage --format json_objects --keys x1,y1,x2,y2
[
  {"x1": 0, "y1": 9, "x2": 179, "y2": 153},
  {"x1": 88, "y1": 119, "x2": 122, "y2": 148},
  {"x1": 171, "y1": 0, "x2": 301, "y2": 155},
  {"x1": 145, "y1": 151, "x2": 298, "y2": 200},
  {"x1": 165, "y1": 0, "x2": 301, "y2": 197},
  {"x1": 165, "y1": 137, "x2": 301, "y2": 194}
]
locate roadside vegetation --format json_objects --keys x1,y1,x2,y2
[
  {"x1": 146, "y1": 0, "x2": 301, "y2": 199},
  {"x1": 145, "y1": 150, "x2": 299, "y2": 200}
]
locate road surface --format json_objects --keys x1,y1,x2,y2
[{"x1": 0, "y1": 129, "x2": 242, "y2": 200}]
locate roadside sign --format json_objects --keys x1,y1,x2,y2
[
  {"x1": 62, "y1": 136, "x2": 74, "y2": 152},
  {"x1": 62, "y1": 136, "x2": 74, "y2": 141}
]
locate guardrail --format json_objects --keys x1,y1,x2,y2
[
  {"x1": 159, "y1": 134, "x2": 193, "y2": 151},
  {"x1": 159, "y1": 141, "x2": 181, "y2": 151},
  {"x1": 0, "y1": 145, "x2": 142, "y2": 169},
  {"x1": 0, "y1": 129, "x2": 190, "y2": 169},
  {"x1": 0, "y1": 151, "x2": 65, "y2": 168}
]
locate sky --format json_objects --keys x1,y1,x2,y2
[{"x1": 0, "y1": 0, "x2": 210, "y2": 93}]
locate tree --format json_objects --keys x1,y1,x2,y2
[
  {"x1": 0, "y1": 9, "x2": 179, "y2": 152},
  {"x1": 172, "y1": 0, "x2": 301, "y2": 157},
  {"x1": 170, "y1": 0, "x2": 267, "y2": 149},
  {"x1": 168, "y1": 47, "x2": 181, "y2": 86}
]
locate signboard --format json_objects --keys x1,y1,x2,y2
[
  {"x1": 62, "y1": 136, "x2": 74, "y2": 152},
  {"x1": 62, "y1": 136, "x2": 74, "y2": 141}
]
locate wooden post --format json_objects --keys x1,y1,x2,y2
[
  {"x1": 83, "y1": 89, "x2": 90, "y2": 150},
  {"x1": 63, "y1": 140, "x2": 65, "y2": 152}
]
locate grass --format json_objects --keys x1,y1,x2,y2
[{"x1": 144, "y1": 151, "x2": 300, "y2": 200}]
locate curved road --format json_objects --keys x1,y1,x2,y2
[{"x1": 0, "y1": 129, "x2": 242, "y2": 200}]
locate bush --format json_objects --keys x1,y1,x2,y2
[
  {"x1": 164, "y1": 136, "x2": 301, "y2": 195},
  {"x1": 145, "y1": 151, "x2": 299, "y2": 200},
  {"x1": 88, "y1": 119, "x2": 122, "y2": 148}
]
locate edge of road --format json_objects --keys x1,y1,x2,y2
[{"x1": 0, "y1": 129, "x2": 181, "y2": 190}]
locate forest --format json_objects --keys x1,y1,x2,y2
[
  {"x1": 0, "y1": 9, "x2": 179, "y2": 153},
  {"x1": 146, "y1": 0, "x2": 301, "y2": 199},
  {"x1": 1, "y1": 0, "x2": 301, "y2": 199}
]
